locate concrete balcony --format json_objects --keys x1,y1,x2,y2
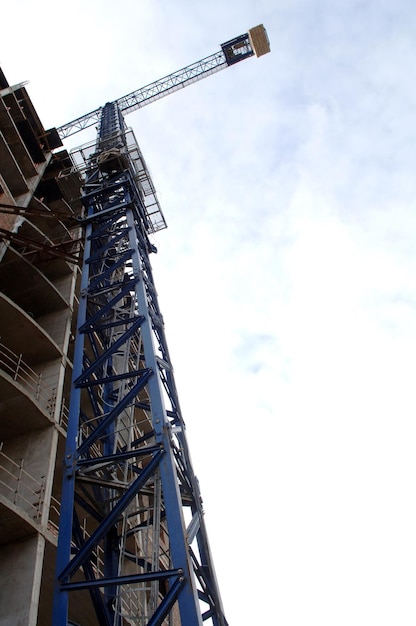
[
  {"x1": 0, "y1": 341, "x2": 57, "y2": 439},
  {"x1": 0, "y1": 447, "x2": 46, "y2": 545},
  {"x1": 0, "y1": 97, "x2": 38, "y2": 180},
  {"x1": 0, "y1": 246, "x2": 70, "y2": 318},
  {"x1": 0, "y1": 293, "x2": 62, "y2": 366}
]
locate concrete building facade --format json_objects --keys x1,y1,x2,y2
[{"x1": 0, "y1": 68, "x2": 83, "y2": 625}]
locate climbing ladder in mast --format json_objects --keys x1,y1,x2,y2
[{"x1": 53, "y1": 26, "x2": 270, "y2": 626}]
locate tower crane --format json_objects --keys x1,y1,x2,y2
[
  {"x1": 57, "y1": 26, "x2": 270, "y2": 140},
  {"x1": 53, "y1": 25, "x2": 270, "y2": 626}
]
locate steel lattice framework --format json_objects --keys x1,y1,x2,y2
[
  {"x1": 53, "y1": 26, "x2": 270, "y2": 626},
  {"x1": 56, "y1": 32, "x2": 258, "y2": 139}
]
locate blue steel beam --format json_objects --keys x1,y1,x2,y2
[{"x1": 53, "y1": 104, "x2": 227, "y2": 625}]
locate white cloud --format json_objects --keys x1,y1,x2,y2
[{"x1": 3, "y1": 1, "x2": 416, "y2": 623}]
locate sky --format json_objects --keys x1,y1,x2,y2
[{"x1": 3, "y1": 1, "x2": 416, "y2": 624}]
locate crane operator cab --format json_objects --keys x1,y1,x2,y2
[{"x1": 222, "y1": 24, "x2": 270, "y2": 65}]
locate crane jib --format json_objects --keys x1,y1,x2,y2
[{"x1": 56, "y1": 25, "x2": 270, "y2": 139}]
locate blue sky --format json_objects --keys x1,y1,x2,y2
[{"x1": 3, "y1": 1, "x2": 416, "y2": 624}]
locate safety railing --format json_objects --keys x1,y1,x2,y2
[
  {"x1": 60, "y1": 398, "x2": 69, "y2": 430},
  {"x1": 0, "y1": 450, "x2": 65, "y2": 541},
  {"x1": 0, "y1": 447, "x2": 45, "y2": 520},
  {"x1": 48, "y1": 495, "x2": 104, "y2": 577},
  {"x1": 0, "y1": 341, "x2": 56, "y2": 417},
  {"x1": 48, "y1": 494, "x2": 62, "y2": 537}
]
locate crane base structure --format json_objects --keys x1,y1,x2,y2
[{"x1": 0, "y1": 26, "x2": 269, "y2": 626}]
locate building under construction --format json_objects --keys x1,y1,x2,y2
[{"x1": 0, "y1": 26, "x2": 270, "y2": 626}]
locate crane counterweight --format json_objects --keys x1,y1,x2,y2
[{"x1": 249, "y1": 24, "x2": 271, "y2": 57}]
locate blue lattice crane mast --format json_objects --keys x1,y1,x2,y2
[{"x1": 53, "y1": 26, "x2": 270, "y2": 626}]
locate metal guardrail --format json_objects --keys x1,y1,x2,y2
[
  {"x1": 0, "y1": 448, "x2": 45, "y2": 520},
  {"x1": 48, "y1": 494, "x2": 62, "y2": 536},
  {"x1": 0, "y1": 449, "x2": 65, "y2": 542},
  {"x1": 0, "y1": 446, "x2": 152, "y2": 617},
  {"x1": 60, "y1": 398, "x2": 69, "y2": 429},
  {"x1": 0, "y1": 340, "x2": 57, "y2": 418}
]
